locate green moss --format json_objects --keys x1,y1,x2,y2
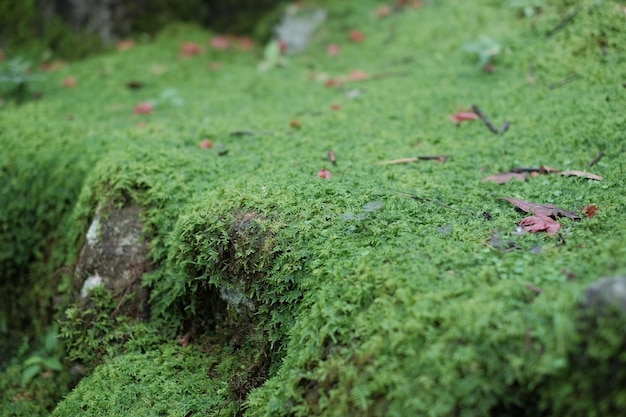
[{"x1": 1, "y1": 0, "x2": 625, "y2": 415}]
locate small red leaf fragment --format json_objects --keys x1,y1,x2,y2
[
  {"x1": 349, "y1": 30, "x2": 366, "y2": 42},
  {"x1": 560, "y1": 170, "x2": 603, "y2": 181},
  {"x1": 290, "y1": 119, "x2": 301, "y2": 129},
  {"x1": 318, "y1": 168, "x2": 332, "y2": 179},
  {"x1": 331, "y1": 103, "x2": 341, "y2": 111},
  {"x1": 116, "y1": 39, "x2": 135, "y2": 51},
  {"x1": 449, "y1": 109, "x2": 479, "y2": 123},
  {"x1": 210, "y1": 36, "x2": 231, "y2": 50},
  {"x1": 348, "y1": 70, "x2": 369, "y2": 81},
  {"x1": 237, "y1": 36, "x2": 254, "y2": 51},
  {"x1": 207, "y1": 62, "x2": 221, "y2": 70},
  {"x1": 327, "y1": 43, "x2": 341, "y2": 56},
  {"x1": 134, "y1": 102, "x2": 153, "y2": 115},
  {"x1": 482, "y1": 172, "x2": 526, "y2": 184},
  {"x1": 63, "y1": 77, "x2": 76, "y2": 88},
  {"x1": 279, "y1": 40, "x2": 288, "y2": 54},
  {"x1": 582, "y1": 204, "x2": 597, "y2": 218},
  {"x1": 199, "y1": 139, "x2": 213, "y2": 149},
  {"x1": 519, "y1": 214, "x2": 561, "y2": 235},
  {"x1": 376, "y1": 5, "x2": 393, "y2": 17},
  {"x1": 180, "y1": 42, "x2": 203, "y2": 57}
]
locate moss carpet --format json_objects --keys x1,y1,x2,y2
[{"x1": 1, "y1": 0, "x2": 626, "y2": 416}]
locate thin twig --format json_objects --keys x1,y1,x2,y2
[
  {"x1": 547, "y1": 73, "x2": 581, "y2": 90},
  {"x1": 546, "y1": 8, "x2": 578, "y2": 37},
  {"x1": 230, "y1": 130, "x2": 275, "y2": 137},
  {"x1": 587, "y1": 150, "x2": 605, "y2": 168},
  {"x1": 471, "y1": 104, "x2": 498, "y2": 134},
  {"x1": 379, "y1": 155, "x2": 449, "y2": 165},
  {"x1": 525, "y1": 283, "x2": 544, "y2": 295}
]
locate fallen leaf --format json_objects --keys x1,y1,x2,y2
[
  {"x1": 180, "y1": 42, "x2": 203, "y2": 57},
  {"x1": 327, "y1": 43, "x2": 341, "y2": 56},
  {"x1": 582, "y1": 204, "x2": 597, "y2": 218},
  {"x1": 63, "y1": 77, "x2": 76, "y2": 88},
  {"x1": 290, "y1": 119, "x2": 301, "y2": 129},
  {"x1": 199, "y1": 139, "x2": 213, "y2": 149},
  {"x1": 318, "y1": 168, "x2": 332, "y2": 179},
  {"x1": 449, "y1": 109, "x2": 479, "y2": 123},
  {"x1": 236, "y1": 36, "x2": 254, "y2": 51},
  {"x1": 560, "y1": 170, "x2": 603, "y2": 181},
  {"x1": 376, "y1": 5, "x2": 393, "y2": 17},
  {"x1": 482, "y1": 172, "x2": 526, "y2": 184},
  {"x1": 279, "y1": 40, "x2": 288, "y2": 54},
  {"x1": 116, "y1": 39, "x2": 135, "y2": 51},
  {"x1": 40, "y1": 60, "x2": 65, "y2": 72},
  {"x1": 331, "y1": 103, "x2": 341, "y2": 111},
  {"x1": 207, "y1": 62, "x2": 221, "y2": 71},
  {"x1": 348, "y1": 70, "x2": 369, "y2": 81},
  {"x1": 210, "y1": 36, "x2": 231, "y2": 50},
  {"x1": 503, "y1": 197, "x2": 580, "y2": 220},
  {"x1": 349, "y1": 30, "x2": 366, "y2": 42},
  {"x1": 519, "y1": 214, "x2": 561, "y2": 235},
  {"x1": 134, "y1": 102, "x2": 153, "y2": 115}
]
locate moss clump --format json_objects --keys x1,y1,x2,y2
[{"x1": 1, "y1": 0, "x2": 625, "y2": 415}]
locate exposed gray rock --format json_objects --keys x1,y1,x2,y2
[
  {"x1": 73, "y1": 203, "x2": 150, "y2": 318},
  {"x1": 584, "y1": 276, "x2": 626, "y2": 315}
]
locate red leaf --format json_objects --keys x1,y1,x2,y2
[
  {"x1": 503, "y1": 197, "x2": 580, "y2": 220},
  {"x1": 199, "y1": 139, "x2": 213, "y2": 149},
  {"x1": 180, "y1": 42, "x2": 203, "y2": 57},
  {"x1": 116, "y1": 39, "x2": 134, "y2": 51},
  {"x1": 349, "y1": 30, "x2": 366, "y2": 42},
  {"x1": 134, "y1": 102, "x2": 153, "y2": 115},
  {"x1": 210, "y1": 36, "x2": 230, "y2": 50},
  {"x1": 449, "y1": 109, "x2": 479, "y2": 123},
  {"x1": 327, "y1": 43, "x2": 341, "y2": 56},
  {"x1": 331, "y1": 103, "x2": 341, "y2": 111},
  {"x1": 236, "y1": 36, "x2": 254, "y2": 51},
  {"x1": 519, "y1": 214, "x2": 561, "y2": 235},
  {"x1": 376, "y1": 5, "x2": 393, "y2": 17},
  {"x1": 582, "y1": 204, "x2": 597, "y2": 218},
  {"x1": 318, "y1": 168, "x2": 332, "y2": 179},
  {"x1": 290, "y1": 119, "x2": 301, "y2": 129},
  {"x1": 63, "y1": 77, "x2": 76, "y2": 88}
]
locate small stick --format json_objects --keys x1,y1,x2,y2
[
  {"x1": 230, "y1": 130, "x2": 275, "y2": 137},
  {"x1": 547, "y1": 73, "x2": 581, "y2": 90},
  {"x1": 525, "y1": 283, "x2": 544, "y2": 295},
  {"x1": 587, "y1": 150, "x2": 605, "y2": 168},
  {"x1": 498, "y1": 121, "x2": 510, "y2": 134},
  {"x1": 471, "y1": 104, "x2": 502, "y2": 134},
  {"x1": 379, "y1": 155, "x2": 449, "y2": 165},
  {"x1": 546, "y1": 8, "x2": 578, "y2": 37},
  {"x1": 327, "y1": 150, "x2": 337, "y2": 165}
]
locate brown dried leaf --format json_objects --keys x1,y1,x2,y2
[
  {"x1": 582, "y1": 204, "x2": 598, "y2": 218},
  {"x1": 560, "y1": 170, "x2": 603, "y2": 181},
  {"x1": 502, "y1": 197, "x2": 581, "y2": 220},
  {"x1": 482, "y1": 172, "x2": 526, "y2": 184}
]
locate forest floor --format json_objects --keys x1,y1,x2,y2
[{"x1": 1, "y1": 1, "x2": 626, "y2": 416}]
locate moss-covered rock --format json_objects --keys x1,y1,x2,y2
[{"x1": 1, "y1": 0, "x2": 626, "y2": 415}]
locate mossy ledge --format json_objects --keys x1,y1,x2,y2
[{"x1": 1, "y1": 0, "x2": 626, "y2": 416}]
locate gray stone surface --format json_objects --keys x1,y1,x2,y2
[{"x1": 73, "y1": 203, "x2": 150, "y2": 317}]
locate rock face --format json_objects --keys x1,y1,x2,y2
[
  {"x1": 584, "y1": 276, "x2": 626, "y2": 315},
  {"x1": 73, "y1": 203, "x2": 150, "y2": 318}
]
